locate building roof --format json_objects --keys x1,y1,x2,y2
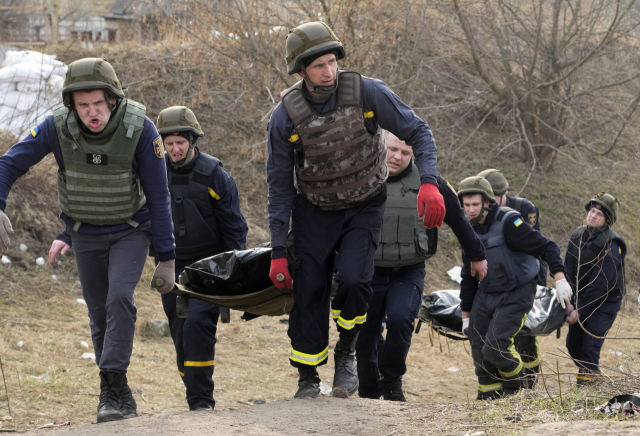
[{"x1": 105, "y1": 0, "x2": 174, "y2": 19}]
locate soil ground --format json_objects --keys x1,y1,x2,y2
[{"x1": 1, "y1": 255, "x2": 640, "y2": 435}]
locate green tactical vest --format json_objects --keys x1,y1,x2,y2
[
  {"x1": 53, "y1": 99, "x2": 147, "y2": 227},
  {"x1": 374, "y1": 163, "x2": 437, "y2": 267}
]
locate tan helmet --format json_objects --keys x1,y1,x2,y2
[
  {"x1": 156, "y1": 106, "x2": 204, "y2": 138},
  {"x1": 585, "y1": 192, "x2": 619, "y2": 224},
  {"x1": 457, "y1": 176, "x2": 495, "y2": 205},
  {"x1": 477, "y1": 169, "x2": 508, "y2": 196},
  {"x1": 62, "y1": 58, "x2": 124, "y2": 107},
  {"x1": 285, "y1": 21, "x2": 346, "y2": 75}
]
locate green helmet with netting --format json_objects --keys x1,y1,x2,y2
[
  {"x1": 585, "y1": 192, "x2": 619, "y2": 224},
  {"x1": 477, "y1": 169, "x2": 508, "y2": 196},
  {"x1": 62, "y1": 58, "x2": 125, "y2": 108},
  {"x1": 285, "y1": 21, "x2": 346, "y2": 75},
  {"x1": 457, "y1": 176, "x2": 496, "y2": 205},
  {"x1": 156, "y1": 106, "x2": 204, "y2": 138}
]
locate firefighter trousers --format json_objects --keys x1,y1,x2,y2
[
  {"x1": 161, "y1": 265, "x2": 219, "y2": 410},
  {"x1": 468, "y1": 280, "x2": 536, "y2": 397},
  {"x1": 288, "y1": 188, "x2": 386, "y2": 368}
]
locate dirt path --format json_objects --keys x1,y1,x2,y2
[{"x1": 21, "y1": 398, "x2": 426, "y2": 436}]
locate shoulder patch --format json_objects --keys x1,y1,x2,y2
[
  {"x1": 153, "y1": 136, "x2": 165, "y2": 159},
  {"x1": 513, "y1": 218, "x2": 523, "y2": 227},
  {"x1": 446, "y1": 181, "x2": 457, "y2": 195},
  {"x1": 527, "y1": 213, "x2": 537, "y2": 227},
  {"x1": 30, "y1": 127, "x2": 39, "y2": 137}
]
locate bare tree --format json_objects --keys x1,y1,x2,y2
[{"x1": 452, "y1": 0, "x2": 640, "y2": 169}]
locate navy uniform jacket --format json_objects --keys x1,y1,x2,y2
[
  {"x1": 505, "y1": 195, "x2": 540, "y2": 231},
  {"x1": 565, "y1": 230, "x2": 624, "y2": 316},
  {"x1": 459, "y1": 207, "x2": 565, "y2": 312},
  {"x1": 267, "y1": 76, "x2": 439, "y2": 257},
  {"x1": 166, "y1": 149, "x2": 248, "y2": 267},
  {"x1": 0, "y1": 113, "x2": 176, "y2": 261}
]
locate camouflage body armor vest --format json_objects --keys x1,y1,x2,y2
[
  {"x1": 374, "y1": 163, "x2": 437, "y2": 267},
  {"x1": 53, "y1": 99, "x2": 147, "y2": 227},
  {"x1": 281, "y1": 71, "x2": 388, "y2": 210}
]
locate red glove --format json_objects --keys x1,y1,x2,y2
[
  {"x1": 417, "y1": 183, "x2": 445, "y2": 228},
  {"x1": 269, "y1": 258, "x2": 293, "y2": 289}
]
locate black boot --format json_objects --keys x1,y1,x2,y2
[
  {"x1": 332, "y1": 331, "x2": 359, "y2": 398},
  {"x1": 383, "y1": 380, "x2": 406, "y2": 402},
  {"x1": 119, "y1": 374, "x2": 138, "y2": 419},
  {"x1": 97, "y1": 372, "x2": 125, "y2": 423},
  {"x1": 476, "y1": 390, "x2": 503, "y2": 401},
  {"x1": 294, "y1": 366, "x2": 321, "y2": 399}
]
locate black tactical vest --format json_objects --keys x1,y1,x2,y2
[
  {"x1": 566, "y1": 226, "x2": 626, "y2": 302},
  {"x1": 281, "y1": 71, "x2": 388, "y2": 210},
  {"x1": 374, "y1": 163, "x2": 437, "y2": 267},
  {"x1": 477, "y1": 207, "x2": 540, "y2": 293},
  {"x1": 167, "y1": 151, "x2": 224, "y2": 261}
]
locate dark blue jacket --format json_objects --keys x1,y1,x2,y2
[
  {"x1": 505, "y1": 195, "x2": 540, "y2": 231},
  {"x1": 565, "y1": 228, "x2": 625, "y2": 315},
  {"x1": 459, "y1": 206, "x2": 565, "y2": 312},
  {"x1": 267, "y1": 76, "x2": 439, "y2": 251},
  {"x1": 0, "y1": 114, "x2": 176, "y2": 261}
]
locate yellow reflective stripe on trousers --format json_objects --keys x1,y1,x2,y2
[
  {"x1": 184, "y1": 360, "x2": 215, "y2": 367},
  {"x1": 499, "y1": 313, "x2": 527, "y2": 378},
  {"x1": 290, "y1": 346, "x2": 329, "y2": 366},
  {"x1": 478, "y1": 382, "x2": 502, "y2": 392},
  {"x1": 336, "y1": 314, "x2": 367, "y2": 330},
  {"x1": 331, "y1": 308, "x2": 341, "y2": 319},
  {"x1": 179, "y1": 371, "x2": 185, "y2": 377},
  {"x1": 363, "y1": 111, "x2": 374, "y2": 118}
]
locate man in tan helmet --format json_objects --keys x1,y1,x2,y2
[
  {"x1": 153, "y1": 106, "x2": 248, "y2": 410},
  {"x1": 457, "y1": 176, "x2": 569, "y2": 400},
  {"x1": 267, "y1": 22, "x2": 446, "y2": 399},
  {"x1": 564, "y1": 193, "x2": 626, "y2": 384},
  {"x1": 0, "y1": 58, "x2": 176, "y2": 423}
]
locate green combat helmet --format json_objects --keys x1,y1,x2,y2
[
  {"x1": 585, "y1": 192, "x2": 619, "y2": 225},
  {"x1": 156, "y1": 106, "x2": 203, "y2": 167},
  {"x1": 477, "y1": 169, "x2": 508, "y2": 196},
  {"x1": 457, "y1": 176, "x2": 495, "y2": 225},
  {"x1": 62, "y1": 58, "x2": 125, "y2": 108},
  {"x1": 285, "y1": 21, "x2": 346, "y2": 94}
]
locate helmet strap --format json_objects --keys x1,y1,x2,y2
[
  {"x1": 301, "y1": 70, "x2": 339, "y2": 96},
  {"x1": 469, "y1": 203, "x2": 493, "y2": 225}
]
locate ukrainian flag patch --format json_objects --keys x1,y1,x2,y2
[
  {"x1": 30, "y1": 127, "x2": 39, "y2": 137},
  {"x1": 514, "y1": 218, "x2": 523, "y2": 227}
]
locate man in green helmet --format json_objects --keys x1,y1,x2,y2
[
  {"x1": 152, "y1": 106, "x2": 248, "y2": 410},
  {"x1": 0, "y1": 58, "x2": 176, "y2": 423},
  {"x1": 564, "y1": 193, "x2": 626, "y2": 384},
  {"x1": 266, "y1": 21, "x2": 446, "y2": 399},
  {"x1": 477, "y1": 168, "x2": 546, "y2": 387},
  {"x1": 457, "y1": 176, "x2": 569, "y2": 400}
]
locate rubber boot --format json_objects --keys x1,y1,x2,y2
[
  {"x1": 119, "y1": 374, "x2": 138, "y2": 419},
  {"x1": 332, "y1": 330, "x2": 359, "y2": 398},
  {"x1": 294, "y1": 366, "x2": 321, "y2": 399},
  {"x1": 97, "y1": 372, "x2": 125, "y2": 423},
  {"x1": 383, "y1": 380, "x2": 406, "y2": 402}
]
